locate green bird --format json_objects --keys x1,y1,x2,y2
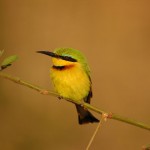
[{"x1": 37, "y1": 48, "x2": 99, "y2": 124}]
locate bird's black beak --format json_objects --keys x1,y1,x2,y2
[
  {"x1": 37, "y1": 51, "x2": 56, "y2": 57},
  {"x1": 37, "y1": 50, "x2": 77, "y2": 62}
]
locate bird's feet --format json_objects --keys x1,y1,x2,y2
[
  {"x1": 80, "y1": 100, "x2": 87, "y2": 109},
  {"x1": 58, "y1": 96, "x2": 63, "y2": 100}
]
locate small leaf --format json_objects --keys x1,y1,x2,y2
[
  {"x1": 1, "y1": 55, "x2": 18, "y2": 67},
  {"x1": 0, "y1": 50, "x2": 4, "y2": 57}
]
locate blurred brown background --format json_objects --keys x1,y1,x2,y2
[{"x1": 0, "y1": 0, "x2": 150, "y2": 150}]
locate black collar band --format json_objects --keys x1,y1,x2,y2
[{"x1": 52, "y1": 65, "x2": 65, "y2": 70}]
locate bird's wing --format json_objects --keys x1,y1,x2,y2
[{"x1": 84, "y1": 76, "x2": 92, "y2": 104}]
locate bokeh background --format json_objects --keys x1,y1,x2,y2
[{"x1": 0, "y1": 0, "x2": 150, "y2": 150}]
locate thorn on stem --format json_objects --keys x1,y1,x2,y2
[
  {"x1": 107, "y1": 112, "x2": 113, "y2": 119},
  {"x1": 39, "y1": 90, "x2": 49, "y2": 95},
  {"x1": 102, "y1": 113, "x2": 109, "y2": 122}
]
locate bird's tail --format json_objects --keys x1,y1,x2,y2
[{"x1": 75, "y1": 105, "x2": 99, "y2": 124}]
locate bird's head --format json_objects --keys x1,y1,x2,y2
[{"x1": 37, "y1": 48, "x2": 90, "y2": 72}]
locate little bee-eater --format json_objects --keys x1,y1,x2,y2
[{"x1": 37, "y1": 48, "x2": 99, "y2": 124}]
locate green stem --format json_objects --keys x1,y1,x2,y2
[
  {"x1": 112, "y1": 114, "x2": 150, "y2": 131},
  {"x1": 0, "y1": 72, "x2": 58, "y2": 97},
  {"x1": 0, "y1": 72, "x2": 150, "y2": 131}
]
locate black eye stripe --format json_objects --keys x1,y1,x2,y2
[
  {"x1": 59, "y1": 56, "x2": 77, "y2": 62},
  {"x1": 47, "y1": 52, "x2": 77, "y2": 62}
]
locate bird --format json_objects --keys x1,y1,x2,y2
[{"x1": 37, "y1": 48, "x2": 99, "y2": 124}]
